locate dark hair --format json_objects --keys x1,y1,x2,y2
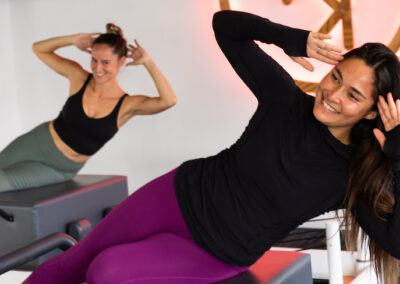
[
  {"x1": 92, "y1": 23, "x2": 127, "y2": 58},
  {"x1": 343, "y1": 43, "x2": 400, "y2": 284}
]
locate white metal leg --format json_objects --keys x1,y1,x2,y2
[{"x1": 326, "y1": 220, "x2": 344, "y2": 284}]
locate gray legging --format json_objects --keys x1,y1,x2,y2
[{"x1": 0, "y1": 122, "x2": 84, "y2": 192}]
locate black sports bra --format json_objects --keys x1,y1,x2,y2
[{"x1": 53, "y1": 74, "x2": 128, "y2": 155}]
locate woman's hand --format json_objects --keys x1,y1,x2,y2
[
  {"x1": 73, "y1": 33, "x2": 100, "y2": 53},
  {"x1": 373, "y1": 93, "x2": 400, "y2": 150},
  {"x1": 121, "y1": 38, "x2": 177, "y2": 118},
  {"x1": 126, "y1": 39, "x2": 151, "y2": 66},
  {"x1": 289, "y1": 32, "x2": 344, "y2": 72}
]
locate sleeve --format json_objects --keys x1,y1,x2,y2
[
  {"x1": 354, "y1": 125, "x2": 400, "y2": 259},
  {"x1": 212, "y1": 10, "x2": 310, "y2": 107}
]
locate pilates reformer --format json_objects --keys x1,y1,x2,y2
[{"x1": 0, "y1": 174, "x2": 128, "y2": 273}]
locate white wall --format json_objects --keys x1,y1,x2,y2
[{"x1": 0, "y1": 0, "x2": 21, "y2": 149}]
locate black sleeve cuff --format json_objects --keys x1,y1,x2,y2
[{"x1": 384, "y1": 125, "x2": 400, "y2": 172}]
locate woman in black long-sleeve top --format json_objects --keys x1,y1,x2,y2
[{"x1": 24, "y1": 10, "x2": 400, "y2": 284}]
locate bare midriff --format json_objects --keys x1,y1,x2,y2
[{"x1": 48, "y1": 121, "x2": 91, "y2": 164}]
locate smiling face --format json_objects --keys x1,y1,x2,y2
[
  {"x1": 313, "y1": 58, "x2": 378, "y2": 144},
  {"x1": 90, "y1": 44, "x2": 125, "y2": 84}
]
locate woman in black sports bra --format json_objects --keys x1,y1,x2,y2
[{"x1": 0, "y1": 23, "x2": 177, "y2": 192}]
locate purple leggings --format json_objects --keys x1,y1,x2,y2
[{"x1": 23, "y1": 169, "x2": 247, "y2": 284}]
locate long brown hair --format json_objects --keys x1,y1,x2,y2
[{"x1": 343, "y1": 43, "x2": 400, "y2": 284}]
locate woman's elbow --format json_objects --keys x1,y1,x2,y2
[
  {"x1": 158, "y1": 96, "x2": 177, "y2": 111},
  {"x1": 32, "y1": 42, "x2": 39, "y2": 54},
  {"x1": 166, "y1": 97, "x2": 177, "y2": 108},
  {"x1": 387, "y1": 241, "x2": 400, "y2": 260},
  {"x1": 388, "y1": 249, "x2": 400, "y2": 260},
  {"x1": 212, "y1": 11, "x2": 228, "y2": 30}
]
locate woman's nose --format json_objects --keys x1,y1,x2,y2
[
  {"x1": 327, "y1": 86, "x2": 344, "y2": 102},
  {"x1": 93, "y1": 64, "x2": 102, "y2": 72}
]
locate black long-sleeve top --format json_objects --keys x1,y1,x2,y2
[{"x1": 174, "y1": 10, "x2": 400, "y2": 266}]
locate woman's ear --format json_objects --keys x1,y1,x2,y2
[
  {"x1": 118, "y1": 56, "x2": 126, "y2": 67},
  {"x1": 365, "y1": 110, "x2": 378, "y2": 120}
]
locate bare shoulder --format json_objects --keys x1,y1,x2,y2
[
  {"x1": 120, "y1": 94, "x2": 176, "y2": 116},
  {"x1": 123, "y1": 94, "x2": 148, "y2": 108},
  {"x1": 117, "y1": 94, "x2": 146, "y2": 117},
  {"x1": 120, "y1": 94, "x2": 143, "y2": 110},
  {"x1": 68, "y1": 70, "x2": 90, "y2": 96},
  {"x1": 124, "y1": 94, "x2": 146, "y2": 103},
  {"x1": 117, "y1": 94, "x2": 141, "y2": 127}
]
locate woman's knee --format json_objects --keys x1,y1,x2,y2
[
  {"x1": 3, "y1": 162, "x2": 67, "y2": 190},
  {"x1": 86, "y1": 247, "x2": 133, "y2": 284},
  {"x1": 0, "y1": 169, "x2": 15, "y2": 192}
]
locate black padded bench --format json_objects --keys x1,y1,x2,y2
[
  {"x1": 217, "y1": 250, "x2": 312, "y2": 284},
  {"x1": 0, "y1": 175, "x2": 128, "y2": 270}
]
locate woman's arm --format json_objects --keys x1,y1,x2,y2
[
  {"x1": 354, "y1": 169, "x2": 400, "y2": 259},
  {"x1": 32, "y1": 33, "x2": 98, "y2": 79},
  {"x1": 212, "y1": 10, "x2": 341, "y2": 107},
  {"x1": 212, "y1": 10, "x2": 308, "y2": 106},
  {"x1": 121, "y1": 40, "x2": 177, "y2": 117},
  {"x1": 355, "y1": 94, "x2": 400, "y2": 259}
]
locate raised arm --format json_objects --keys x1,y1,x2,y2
[
  {"x1": 355, "y1": 93, "x2": 400, "y2": 259},
  {"x1": 354, "y1": 164, "x2": 400, "y2": 259},
  {"x1": 120, "y1": 40, "x2": 177, "y2": 118},
  {"x1": 212, "y1": 10, "x2": 342, "y2": 107},
  {"x1": 32, "y1": 33, "x2": 99, "y2": 80},
  {"x1": 212, "y1": 10, "x2": 309, "y2": 106}
]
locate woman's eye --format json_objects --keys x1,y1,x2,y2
[
  {"x1": 332, "y1": 73, "x2": 339, "y2": 82},
  {"x1": 349, "y1": 93, "x2": 358, "y2": 102}
]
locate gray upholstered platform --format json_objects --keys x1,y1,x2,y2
[{"x1": 0, "y1": 175, "x2": 128, "y2": 270}]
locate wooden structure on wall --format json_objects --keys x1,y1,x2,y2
[{"x1": 219, "y1": 0, "x2": 230, "y2": 10}]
